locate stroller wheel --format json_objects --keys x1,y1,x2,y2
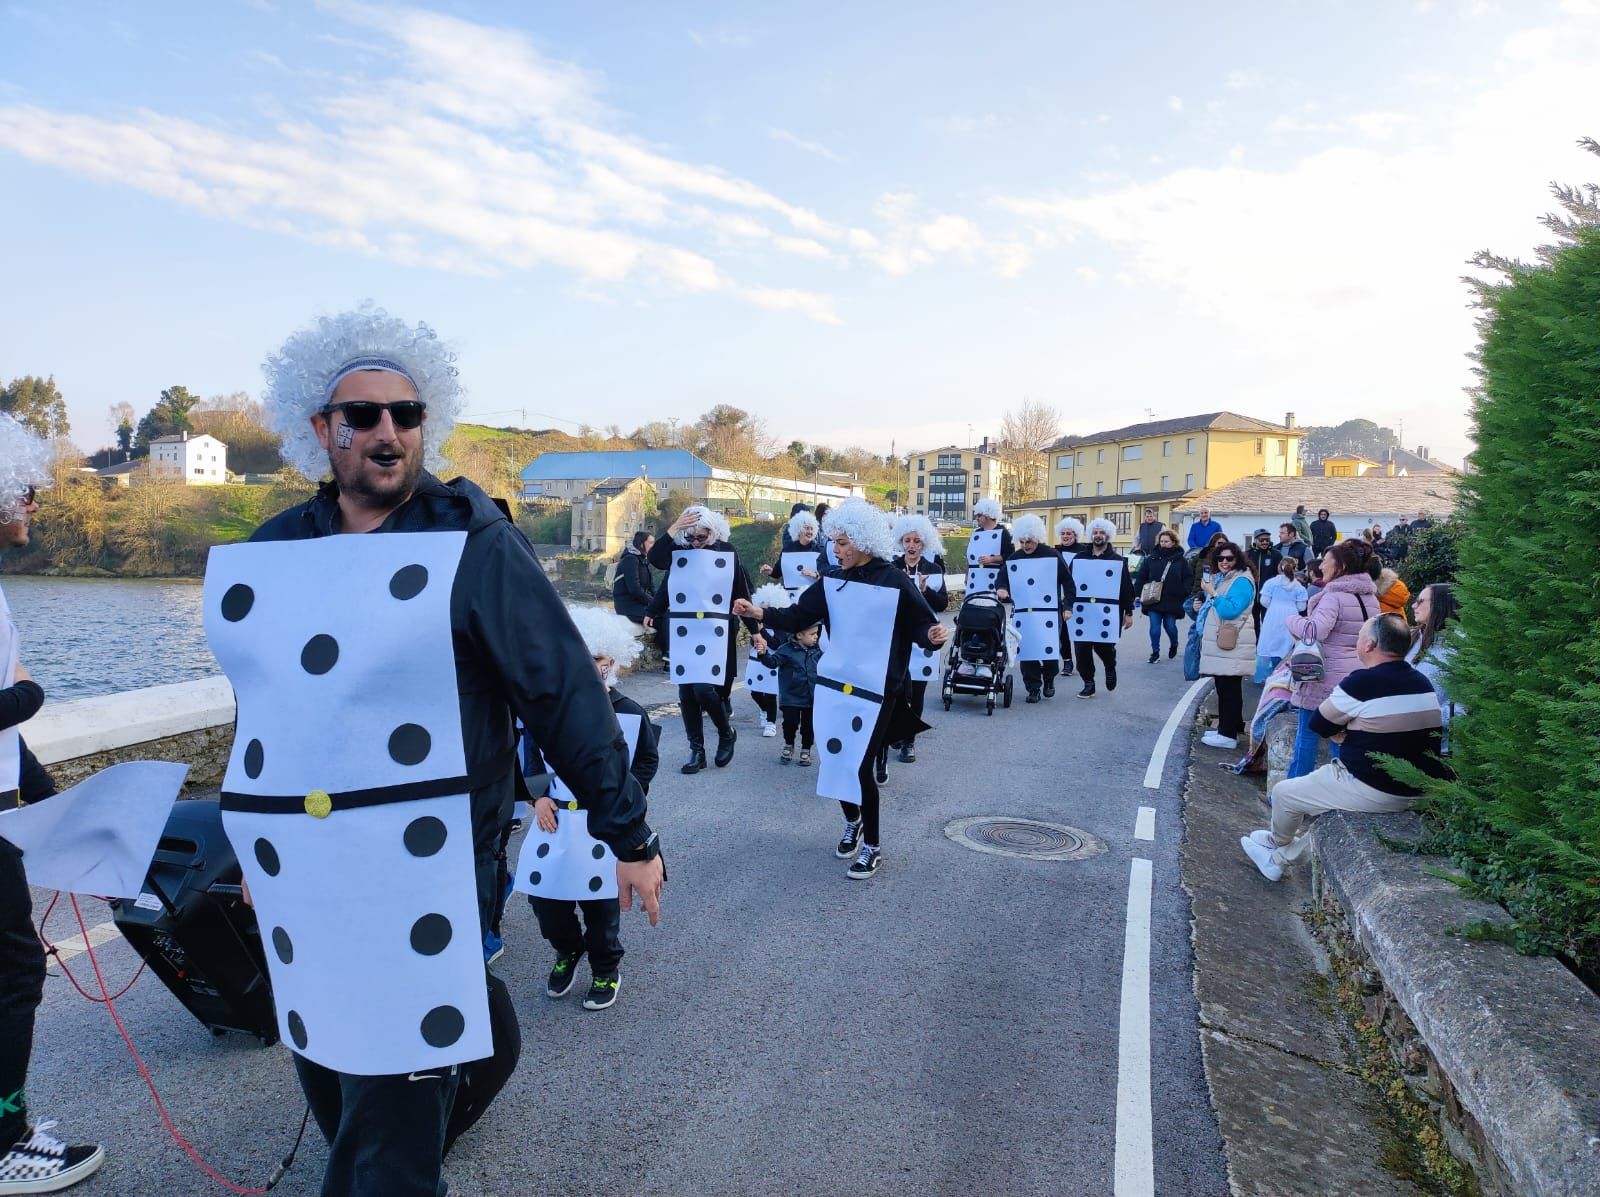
[
  {"x1": 986, "y1": 697, "x2": 994, "y2": 715},
  {"x1": 943, "y1": 698, "x2": 952, "y2": 710},
  {"x1": 1003, "y1": 675, "x2": 1014, "y2": 708}
]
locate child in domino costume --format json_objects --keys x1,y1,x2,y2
[
  {"x1": 206, "y1": 531, "x2": 490, "y2": 1076},
  {"x1": 743, "y1": 583, "x2": 788, "y2": 738}
]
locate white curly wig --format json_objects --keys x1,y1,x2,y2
[
  {"x1": 890, "y1": 513, "x2": 943, "y2": 561},
  {"x1": 1012, "y1": 514, "x2": 1047, "y2": 543},
  {"x1": 821, "y1": 498, "x2": 895, "y2": 561},
  {"x1": 786, "y1": 510, "x2": 819, "y2": 542},
  {"x1": 672, "y1": 504, "x2": 731, "y2": 545},
  {"x1": 0, "y1": 415, "x2": 53, "y2": 525},
  {"x1": 261, "y1": 302, "x2": 464, "y2": 481},
  {"x1": 972, "y1": 497, "x2": 1003, "y2": 521},
  {"x1": 1055, "y1": 516, "x2": 1085, "y2": 543},
  {"x1": 751, "y1": 582, "x2": 792, "y2": 610},
  {"x1": 1087, "y1": 518, "x2": 1118, "y2": 539},
  {"x1": 564, "y1": 603, "x2": 643, "y2": 685}
]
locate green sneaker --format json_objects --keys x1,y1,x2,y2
[
  {"x1": 582, "y1": 973, "x2": 621, "y2": 1011},
  {"x1": 546, "y1": 952, "x2": 583, "y2": 998}
]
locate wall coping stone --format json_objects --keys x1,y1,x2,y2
[
  {"x1": 1312, "y1": 810, "x2": 1600, "y2": 1197},
  {"x1": 27, "y1": 678, "x2": 236, "y2": 766}
]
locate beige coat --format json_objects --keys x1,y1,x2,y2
[{"x1": 1200, "y1": 574, "x2": 1258, "y2": 677}]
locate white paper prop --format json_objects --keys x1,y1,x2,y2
[
  {"x1": 908, "y1": 645, "x2": 941, "y2": 683},
  {"x1": 1070, "y1": 557, "x2": 1124, "y2": 644},
  {"x1": 0, "y1": 761, "x2": 188, "y2": 897},
  {"x1": 1007, "y1": 558, "x2": 1061, "y2": 662},
  {"x1": 205, "y1": 531, "x2": 490, "y2": 1077},
  {"x1": 743, "y1": 648, "x2": 778, "y2": 695},
  {"x1": 511, "y1": 714, "x2": 641, "y2": 902},
  {"x1": 780, "y1": 551, "x2": 822, "y2": 594},
  {"x1": 965, "y1": 529, "x2": 1002, "y2": 595},
  {"x1": 0, "y1": 584, "x2": 18, "y2": 790},
  {"x1": 666, "y1": 550, "x2": 736, "y2": 686},
  {"x1": 812, "y1": 579, "x2": 900, "y2": 803}
]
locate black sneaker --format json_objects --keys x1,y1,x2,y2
[
  {"x1": 875, "y1": 754, "x2": 888, "y2": 784},
  {"x1": 835, "y1": 819, "x2": 863, "y2": 858},
  {"x1": 546, "y1": 952, "x2": 583, "y2": 998},
  {"x1": 1078, "y1": 682, "x2": 1096, "y2": 698},
  {"x1": 846, "y1": 844, "x2": 882, "y2": 879},
  {"x1": 898, "y1": 744, "x2": 916, "y2": 763},
  {"x1": 0, "y1": 1121, "x2": 105, "y2": 1193},
  {"x1": 1168, "y1": 643, "x2": 1178, "y2": 658},
  {"x1": 1042, "y1": 679, "x2": 1055, "y2": 698},
  {"x1": 781, "y1": 743, "x2": 794, "y2": 764},
  {"x1": 1106, "y1": 666, "x2": 1118, "y2": 691},
  {"x1": 797, "y1": 747, "x2": 812, "y2": 767},
  {"x1": 1025, "y1": 690, "x2": 1041, "y2": 703},
  {"x1": 582, "y1": 973, "x2": 620, "y2": 1011}
]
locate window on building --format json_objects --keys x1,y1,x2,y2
[
  {"x1": 917, "y1": 474, "x2": 925, "y2": 488},
  {"x1": 1162, "y1": 441, "x2": 1172, "y2": 457},
  {"x1": 1096, "y1": 481, "x2": 1105, "y2": 496},
  {"x1": 937, "y1": 452, "x2": 961, "y2": 468},
  {"x1": 1096, "y1": 449, "x2": 1106, "y2": 464},
  {"x1": 1255, "y1": 438, "x2": 1264, "y2": 455},
  {"x1": 1122, "y1": 445, "x2": 1143, "y2": 461},
  {"x1": 1075, "y1": 483, "x2": 1083, "y2": 497},
  {"x1": 193, "y1": 467, "x2": 203, "y2": 475},
  {"x1": 1055, "y1": 485, "x2": 1073, "y2": 499},
  {"x1": 973, "y1": 456, "x2": 983, "y2": 468},
  {"x1": 1076, "y1": 452, "x2": 1084, "y2": 466},
  {"x1": 1109, "y1": 510, "x2": 1132, "y2": 534},
  {"x1": 1278, "y1": 439, "x2": 1288, "y2": 455},
  {"x1": 1185, "y1": 473, "x2": 1195, "y2": 488},
  {"x1": 1056, "y1": 454, "x2": 1072, "y2": 470},
  {"x1": 918, "y1": 458, "x2": 926, "y2": 470},
  {"x1": 1186, "y1": 437, "x2": 1196, "y2": 453},
  {"x1": 1160, "y1": 475, "x2": 1170, "y2": 490},
  {"x1": 1120, "y1": 479, "x2": 1142, "y2": 494}
]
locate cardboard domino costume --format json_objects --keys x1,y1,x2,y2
[
  {"x1": 1070, "y1": 555, "x2": 1125, "y2": 644},
  {"x1": 205, "y1": 531, "x2": 491, "y2": 1077},
  {"x1": 511, "y1": 714, "x2": 641, "y2": 903},
  {"x1": 965, "y1": 528, "x2": 1003, "y2": 596},
  {"x1": 665, "y1": 549, "x2": 737, "y2": 687},
  {"x1": 779, "y1": 550, "x2": 824, "y2": 598},
  {"x1": 1007, "y1": 556, "x2": 1063, "y2": 662},
  {"x1": 811, "y1": 578, "x2": 900, "y2": 803},
  {"x1": 743, "y1": 647, "x2": 779, "y2": 695}
]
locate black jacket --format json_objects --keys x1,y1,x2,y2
[
  {"x1": 1310, "y1": 518, "x2": 1337, "y2": 556},
  {"x1": 1000, "y1": 545, "x2": 1070, "y2": 608},
  {"x1": 644, "y1": 537, "x2": 758, "y2": 693},
  {"x1": 1, "y1": 677, "x2": 55, "y2": 807},
  {"x1": 1055, "y1": 541, "x2": 1086, "y2": 559},
  {"x1": 1076, "y1": 545, "x2": 1137, "y2": 617},
  {"x1": 1132, "y1": 546, "x2": 1193, "y2": 617},
  {"x1": 611, "y1": 548, "x2": 654, "y2": 620},
  {"x1": 249, "y1": 473, "x2": 653, "y2": 894},
  {"x1": 766, "y1": 639, "x2": 822, "y2": 708},
  {"x1": 1134, "y1": 520, "x2": 1162, "y2": 555},
  {"x1": 610, "y1": 690, "x2": 659, "y2": 796},
  {"x1": 891, "y1": 554, "x2": 951, "y2": 614},
  {"x1": 1247, "y1": 545, "x2": 1283, "y2": 602}
]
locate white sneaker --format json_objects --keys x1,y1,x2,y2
[
  {"x1": 1201, "y1": 730, "x2": 1238, "y2": 749},
  {"x1": 1247, "y1": 829, "x2": 1277, "y2": 849},
  {"x1": 761, "y1": 721, "x2": 777, "y2": 738},
  {"x1": 0, "y1": 1121, "x2": 105, "y2": 1193},
  {"x1": 1239, "y1": 835, "x2": 1284, "y2": 881}
]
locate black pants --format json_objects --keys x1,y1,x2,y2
[
  {"x1": 750, "y1": 691, "x2": 777, "y2": 721},
  {"x1": 840, "y1": 703, "x2": 892, "y2": 847},
  {"x1": 900, "y1": 681, "x2": 929, "y2": 747},
  {"x1": 0, "y1": 838, "x2": 44, "y2": 1151},
  {"x1": 1213, "y1": 675, "x2": 1245, "y2": 738},
  {"x1": 1073, "y1": 641, "x2": 1118, "y2": 685},
  {"x1": 781, "y1": 705, "x2": 814, "y2": 748},
  {"x1": 529, "y1": 897, "x2": 623, "y2": 975},
  {"x1": 679, "y1": 683, "x2": 732, "y2": 749},
  {"x1": 1019, "y1": 659, "x2": 1059, "y2": 693}
]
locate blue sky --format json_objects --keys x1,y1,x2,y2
[{"x1": 4, "y1": 1, "x2": 1599, "y2": 468}]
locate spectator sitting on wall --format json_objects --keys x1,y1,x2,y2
[
  {"x1": 1240, "y1": 613, "x2": 1446, "y2": 881},
  {"x1": 1187, "y1": 506, "x2": 1221, "y2": 552},
  {"x1": 1309, "y1": 508, "x2": 1337, "y2": 557},
  {"x1": 613, "y1": 531, "x2": 655, "y2": 622},
  {"x1": 1367, "y1": 556, "x2": 1411, "y2": 617},
  {"x1": 1406, "y1": 583, "x2": 1462, "y2": 753}
]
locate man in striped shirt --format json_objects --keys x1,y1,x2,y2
[{"x1": 1241, "y1": 613, "x2": 1445, "y2": 881}]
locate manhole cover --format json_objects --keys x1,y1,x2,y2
[{"x1": 944, "y1": 817, "x2": 1107, "y2": 862}]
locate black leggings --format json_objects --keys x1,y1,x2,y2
[
  {"x1": 751, "y1": 691, "x2": 778, "y2": 721},
  {"x1": 1213, "y1": 675, "x2": 1245, "y2": 738},
  {"x1": 1019, "y1": 659, "x2": 1059, "y2": 691},
  {"x1": 0, "y1": 838, "x2": 44, "y2": 1151},
  {"x1": 781, "y1": 705, "x2": 814, "y2": 748},
  {"x1": 839, "y1": 705, "x2": 892, "y2": 847},
  {"x1": 680, "y1": 683, "x2": 732, "y2": 747}
]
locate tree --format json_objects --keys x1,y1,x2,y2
[
  {"x1": 108, "y1": 402, "x2": 136, "y2": 456},
  {"x1": 191, "y1": 392, "x2": 283, "y2": 475},
  {"x1": 134, "y1": 385, "x2": 202, "y2": 452},
  {"x1": 997, "y1": 400, "x2": 1059, "y2": 506},
  {"x1": 1298, "y1": 418, "x2": 1400, "y2": 466},
  {"x1": 1, "y1": 375, "x2": 70, "y2": 439},
  {"x1": 111, "y1": 478, "x2": 188, "y2": 574}
]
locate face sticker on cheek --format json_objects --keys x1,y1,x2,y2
[{"x1": 335, "y1": 423, "x2": 355, "y2": 450}]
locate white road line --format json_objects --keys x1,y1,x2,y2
[
  {"x1": 48, "y1": 920, "x2": 122, "y2": 963},
  {"x1": 1114, "y1": 857, "x2": 1155, "y2": 1197},
  {"x1": 1134, "y1": 807, "x2": 1156, "y2": 841},
  {"x1": 1143, "y1": 678, "x2": 1211, "y2": 789}
]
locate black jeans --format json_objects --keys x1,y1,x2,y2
[
  {"x1": 1213, "y1": 675, "x2": 1245, "y2": 738},
  {"x1": 1073, "y1": 641, "x2": 1118, "y2": 685},
  {"x1": 1019, "y1": 660, "x2": 1059, "y2": 693},
  {"x1": 750, "y1": 691, "x2": 777, "y2": 721},
  {"x1": 780, "y1": 705, "x2": 814, "y2": 748},
  {"x1": 529, "y1": 897, "x2": 623, "y2": 975},
  {"x1": 0, "y1": 838, "x2": 45, "y2": 1150},
  {"x1": 839, "y1": 703, "x2": 892, "y2": 846},
  {"x1": 679, "y1": 683, "x2": 732, "y2": 749}
]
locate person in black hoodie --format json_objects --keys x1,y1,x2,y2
[
  {"x1": 1310, "y1": 509, "x2": 1337, "y2": 557},
  {"x1": 645, "y1": 505, "x2": 757, "y2": 773},
  {"x1": 1072, "y1": 518, "x2": 1135, "y2": 697},
  {"x1": 1132, "y1": 527, "x2": 1192, "y2": 663},
  {"x1": 1053, "y1": 517, "x2": 1087, "y2": 676},
  {"x1": 241, "y1": 307, "x2": 662, "y2": 1197},
  {"x1": 735, "y1": 499, "x2": 948, "y2": 879},
  {"x1": 996, "y1": 514, "x2": 1071, "y2": 702},
  {"x1": 889, "y1": 513, "x2": 950, "y2": 762},
  {"x1": 612, "y1": 531, "x2": 655, "y2": 620}
]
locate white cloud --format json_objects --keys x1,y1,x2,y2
[
  {"x1": 1075, "y1": 265, "x2": 1101, "y2": 284},
  {"x1": 857, "y1": 192, "x2": 1031, "y2": 278},
  {"x1": 768, "y1": 127, "x2": 845, "y2": 165},
  {"x1": 740, "y1": 287, "x2": 841, "y2": 324},
  {"x1": 1223, "y1": 69, "x2": 1261, "y2": 90},
  {"x1": 1167, "y1": 95, "x2": 1185, "y2": 112}
]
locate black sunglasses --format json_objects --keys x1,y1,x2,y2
[
  {"x1": 1216, "y1": 554, "x2": 1236, "y2": 562},
  {"x1": 321, "y1": 400, "x2": 427, "y2": 431},
  {"x1": 18, "y1": 486, "x2": 36, "y2": 505}
]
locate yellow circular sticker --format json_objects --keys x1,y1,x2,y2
[
  {"x1": 566, "y1": 800, "x2": 579, "y2": 811},
  {"x1": 304, "y1": 790, "x2": 332, "y2": 819},
  {"x1": 843, "y1": 683, "x2": 854, "y2": 695}
]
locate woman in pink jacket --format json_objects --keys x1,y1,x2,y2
[{"x1": 1282, "y1": 539, "x2": 1379, "y2": 778}]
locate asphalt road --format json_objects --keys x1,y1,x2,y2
[{"x1": 27, "y1": 619, "x2": 1230, "y2": 1197}]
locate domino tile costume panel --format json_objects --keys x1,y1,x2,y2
[
  {"x1": 1007, "y1": 557, "x2": 1062, "y2": 662},
  {"x1": 666, "y1": 550, "x2": 736, "y2": 687},
  {"x1": 1069, "y1": 556, "x2": 1123, "y2": 645}
]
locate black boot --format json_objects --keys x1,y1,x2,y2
[
  {"x1": 681, "y1": 743, "x2": 706, "y2": 774},
  {"x1": 1106, "y1": 663, "x2": 1118, "y2": 691},
  {"x1": 1025, "y1": 689, "x2": 1041, "y2": 704},
  {"x1": 1078, "y1": 682, "x2": 1096, "y2": 698},
  {"x1": 1148, "y1": 652, "x2": 1160, "y2": 664},
  {"x1": 714, "y1": 726, "x2": 737, "y2": 767},
  {"x1": 1042, "y1": 677, "x2": 1055, "y2": 698},
  {"x1": 898, "y1": 739, "x2": 916, "y2": 764}
]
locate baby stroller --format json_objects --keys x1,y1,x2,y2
[{"x1": 942, "y1": 592, "x2": 1013, "y2": 715}]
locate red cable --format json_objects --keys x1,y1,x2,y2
[
  {"x1": 69, "y1": 893, "x2": 267, "y2": 1195},
  {"x1": 35, "y1": 892, "x2": 148, "y2": 1002}
]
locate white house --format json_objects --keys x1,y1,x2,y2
[
  {"x1": 1173, "y1": 474, "x2": 1457, "y2": 547},
  {"x1": 149, "y1": 431, "x2": 228, "y2": 485}
]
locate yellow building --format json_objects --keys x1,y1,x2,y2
[
  {"x1": 1015, "y1": 411, "x2": 1304, "y2": 549},
  {"x1": 1319, "y1": 453, "x2": 1380, "y2": 477},
  {"x1": 905, "y1": 439, "x2": 1019, "y2": 522},
  {"x1": 570, "y1": 475, "x2": 656, "y2": 554}
]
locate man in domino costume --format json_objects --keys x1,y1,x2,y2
[
  {"x1": 1053, "y1": 517, "x2": 1087, "y2": 676},
  {"x1": 996, "y1": 514, "x2": 1071, "y2": 703},
  {"x1": 218, "y1": 305, "x2": 663, "y2": 1197},
  {"x1": 1069, "y1": 518, "x2": 1136, "y2": 699},
  {"x1": 736, "y1": 499, "x2": 948, "y2": 878},
  {"x1": 889, "y1": 513, "x2": 948, "y2": 763},
  {"x1": 964, "y1": 498, "x2": 1012, "y2": 597}
]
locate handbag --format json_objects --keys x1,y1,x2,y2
[
  {"x1": 1211, "y1": 575, "x2": 1249, "y2": 651},
  {"x1": 1139, "y1": 560, "x2": 1172, "y2": 607},
  {"x1": 1287, "y1": 594, "x2": 1367, "y2": 683}
]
